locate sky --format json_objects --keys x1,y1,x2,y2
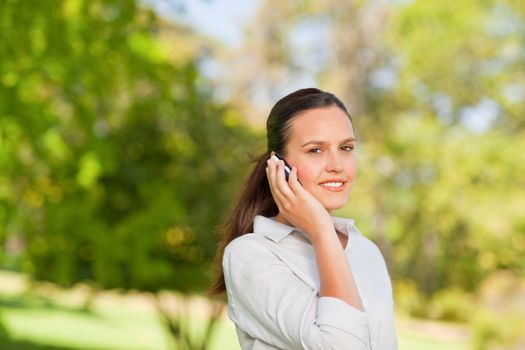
[{"x1": 151, "y1": 0, "x2": 261, "y2": 47}]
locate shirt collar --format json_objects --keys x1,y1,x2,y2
[{"x1": 253, "y1": 215, "x2": 357, "y2": 243}]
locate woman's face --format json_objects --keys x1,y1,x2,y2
[{"x1": 283, "y1": 105, "x2": 357, "y2": 212}]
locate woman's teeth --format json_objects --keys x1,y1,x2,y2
[{"x1": 321, "y1": 182, "x2": 343, "y2": 188}]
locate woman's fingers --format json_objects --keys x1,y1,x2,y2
[
  {"x1": 287, "y1": 166, "x2": 302, "y2": 194},
  {"x1": 274, "y1": 160, "x2": 295, "y2": 199},
  {"x1": 288, "y1": 166, "x2": 316, "y2": 207},
  {"x1": 266, "y1": 158, "x2": 294, "y2": 209},
  {"x1": 266, "y1": 159, "x2": 286, "y2": 206}
]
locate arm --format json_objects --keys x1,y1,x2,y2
[
  {"x1": 266, "y1": 158, "x2": 363, "y2": 311},
  {"x1": 311, "y1": 228, "x2": 363, "y2": 310},
  {"x1": 224, "y1": 238, "x2": 370, "y2": 350}
]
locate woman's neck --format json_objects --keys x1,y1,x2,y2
[
  {"x1": 274, "y1": 213, "x2": 292, "y2": 226},
  {"x1": 275, "y1": 212, "x2": 337, "y2": 228},
  {"x1": 274, "y1": 212, "x2": 347, "y2": 248}
]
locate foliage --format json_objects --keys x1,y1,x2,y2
[
  {"x1": 472, "y1": 310, "x2": 525, "y2": 350},
  {"x1": 361, "y1": 0, "x2": 525, "y2": 294},
  {"x1": 395, "y1": 280, "x2": 475, "y2": 323},
  {"x1": 471, "y1": 270, "x2": 525, "y2": 349},
  {"x1": 0, "y1": 0, "x2": 257, "y2": 348},
  {"x1": 0, "y1": 0, "x2": 255, "y2": 292},
  {"x1": 393, "y1": 279, "x2": 427, "y2": 318},
  {"x1": 0, "y1": 311, "x2": 7, "y2": 341},
  {"x1": 427, "y1": 288, "x2": 474, "y2": 323}
]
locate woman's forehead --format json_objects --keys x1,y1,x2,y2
[{"x1": 287, "y1": 107, "x2": 354, "y2": 143}]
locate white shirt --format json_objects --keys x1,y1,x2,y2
[{"x1": 223, "y1": 215, "x2": 398, "y2": 350}]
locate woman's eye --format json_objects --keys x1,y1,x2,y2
[
  {"x1": 341, "y1": 145, "x2": 354, "y2": 152},
  {"x1": 308, "y1": 147, "x2": 322, "y2": 154}
]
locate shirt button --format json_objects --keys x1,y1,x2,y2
[
  {"x1": 371, "y1": 341, "x2": 376, "y2": 348},
  {"x1": 363, "y1": 301, "x2": 368, "y2": 307}
]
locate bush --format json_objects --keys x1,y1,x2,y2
[
  {"x1": 472, "y1": 309, "x2": 525, "y2": 350},
  {"x1": 471, "y1": 270, "x2": 525, "y2": 349},
  {"x1": 394, "y1": 279, "x2": 427, "y2": 318},
  {"x1": 427, "y1": 287, "x2": 474, "y2": 322}
]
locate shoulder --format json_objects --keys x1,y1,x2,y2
[
  {"x1": 351, "y1": 226, "x2": 389, "y2": 268},
  {"x1": 223, "y1": 233, "x2": 275, "y2": 265},
  {"x1": 359, "y1": 234, "x2": 384, "y2": 257},
  {"x1": 222, "y1": 233, "x2": 297, "y2": 291}
]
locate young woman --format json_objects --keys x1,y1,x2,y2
[{"x1": 209, "y1": 88, "x2": 397, "y2": 350}]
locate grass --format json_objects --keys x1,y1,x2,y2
[
  {"x1": 0, "y1": 270, "x2": 470, "y2": 350},
  {"x1": 1, "y1": 294, "x2": 170, "y2": 350}
]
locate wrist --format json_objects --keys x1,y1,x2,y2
[{"x1": 309, "y1": 227, "x2": 338, "y2": 246}]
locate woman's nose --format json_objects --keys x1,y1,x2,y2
[{"x1": 324, "y1": 153, "x2": 344, "y2": 173}]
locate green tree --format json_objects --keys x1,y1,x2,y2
[
  {"x1": 365, "y1": 0, "x2": 525, "y2": 294},
  {"x1": 0, "y1": 0, "x2": 256, "y2": 348}
]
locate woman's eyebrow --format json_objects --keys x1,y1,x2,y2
[{"x1": 301, "y1": 137, "x2": 357, "y2": 148}]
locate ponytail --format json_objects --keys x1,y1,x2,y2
[{"x1": 208, "y1": 151, "x2": 278, "y2": 295}]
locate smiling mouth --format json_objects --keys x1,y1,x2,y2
[{"x1": 319, "y1": 181, "x2": 346, "y2": 192}]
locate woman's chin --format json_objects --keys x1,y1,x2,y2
[{"x1": 320, "y1": 197, "x2": 349, "y2": 212}]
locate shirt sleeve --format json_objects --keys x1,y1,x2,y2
[{"x1": 223, "y1": 238, "x2": 371, "y2": 350}]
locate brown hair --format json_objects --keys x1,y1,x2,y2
[{"x1": 208, "y1": 88, "x2": 351, "y2": 295}]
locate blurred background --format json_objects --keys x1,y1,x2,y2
[{"x1": 0, "y1": 0, "x2": 524, "y2": 349}]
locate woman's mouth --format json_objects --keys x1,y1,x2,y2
[{"x1": 319, "y1": 181, "x2": 346, "y2": 192}]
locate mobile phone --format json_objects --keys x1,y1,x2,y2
[{"x1": 271, "y1": 154, "x2": 293, "y2": 181}]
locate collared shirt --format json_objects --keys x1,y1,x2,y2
[{"x1": 223, "y1": 215, "x2": 398, "y2": 350}]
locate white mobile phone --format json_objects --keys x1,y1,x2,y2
[{"x1": 271, "y1": 154, "x2": 292, "y2": 181}]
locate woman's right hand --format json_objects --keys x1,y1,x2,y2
[{"x1": 266, "y1": 157, "x2": 335, "y2": 242}]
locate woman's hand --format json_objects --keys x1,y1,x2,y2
[
  {"x1": 266, "y1": 157, "x2": 335, "y2": 242},
  {"x1": 266, "y1": 156, "x2": 364, "y2": 312}
]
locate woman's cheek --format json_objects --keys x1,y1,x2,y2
[{"x1": 299, "y1": 167, "x2": 319, "y2": 191}]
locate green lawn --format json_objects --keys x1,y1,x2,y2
[{"x1": 0, "y1": 270, "x2": 470, "y2": 350}]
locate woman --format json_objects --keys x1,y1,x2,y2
[{"x1": 209, "y1": 88, "x2": 397, "y2": 349}]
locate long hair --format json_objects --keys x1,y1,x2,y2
[{"x1": 208, "y1": 88, "x2": 352, "y2": 295}]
